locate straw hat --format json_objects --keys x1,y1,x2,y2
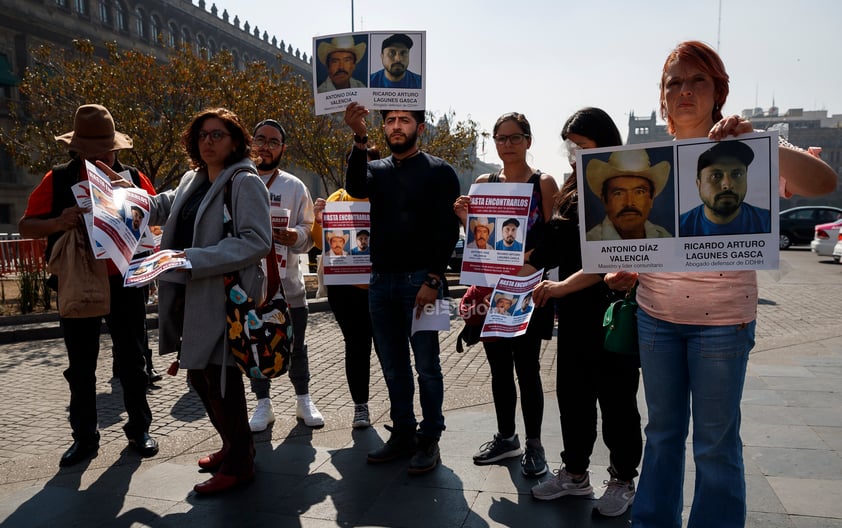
[
  {"x1": 317, "y1": 35, "x2": 366, "y2": 66},
  {"x1": 586, "y1": 149, "x2": 670, "y2": 198}
]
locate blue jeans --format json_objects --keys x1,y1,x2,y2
[
  {"x1": 369, "y1": 270, "x2": 445, "y2": 439},
  {"x1": 632, "y1": 309, "x2": 754, "y2": 528}
]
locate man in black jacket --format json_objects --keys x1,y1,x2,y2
[{"x1": 344, "y1": 102, "x2": 460, "y2": 474}]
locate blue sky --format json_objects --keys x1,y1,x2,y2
[{"x1": 219, "y1": 0, "x2": 842, "y2": 180}]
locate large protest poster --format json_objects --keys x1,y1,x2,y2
[
  {"x1": 312, "y1": 30, "x2": 425, "y2": 116},
  {"x1": 322, "y1": 201, "x2": 371, "y2": 285},
  {"x1": 577, "y1": 131, "x2": 779, "y2": 273},
  {"x1": 85, "y1": 160, "x2": 150, "y2": 274},
  {"x1": 460, "y1": 182, "x2": 533, "y2": 287}
]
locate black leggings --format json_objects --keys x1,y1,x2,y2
[{"x1": 482, "y1": 332, "x2": 544, "y2": 440}]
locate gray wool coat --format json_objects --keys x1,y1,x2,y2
[{"x1": 148, "y1": 158, "x2": 272, "y2": 370}]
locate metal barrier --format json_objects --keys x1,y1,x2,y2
[{"x1": 0, "y1": 238, "x2": 48, "y2": 277}]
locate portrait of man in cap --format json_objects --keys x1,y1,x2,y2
[
  {"x1": 350, "y1": 229, "x2": 370, "y2": 255},
  {"x1": 495, "y1": 218, "x2": 523, "y2": 252},
  {"x1": 679, "y1": 140, "x2": 771, "y2": 236},
  {"x1": 370, "y1": 33, "x2": 422, "y2": 89},
  {"x1": 316, "y1": 34, "x2": 368, "y2": 93},
  {"x1": 467, "y1": 216, "x2": 495, "y2": 250},
  {"x1": 585, "y1": 147, "x2": 674, "y2": 241}
]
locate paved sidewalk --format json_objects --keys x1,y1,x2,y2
[{"x1": 0, "y1": 251, "x2": 840, "y2": 527}]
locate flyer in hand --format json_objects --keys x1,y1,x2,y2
[{"x1": 124, "y1": 250, "x2": 191, "y2": 287}]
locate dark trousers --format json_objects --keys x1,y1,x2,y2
[
  {"x1": 557, "y1": 339, "x2": 642, "y2": 481},
  {"x1": 327, "y1": 284, "x2": 378, "y2": 404},
  {"x1": 482, "y1": 332, "x2": 544, "y2": 440},
  {"x1": 189, "y1": 365, "x2": 254, "y2": 476},
  {"x1": 61, "y1": 275, "x2": 151, "y2": 442}
]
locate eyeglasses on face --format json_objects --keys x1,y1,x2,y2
[
  {"x1": 197, "y1": 129, "x2": 230, "y2": 142},
  {"x1": 493, "y1": 133, "x2": 529, "y2": 145},
  {"x1": 253, "y1": 137, "x2": 283, "y2": 150}
]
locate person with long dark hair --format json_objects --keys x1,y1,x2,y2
[{"x1": 526, "y1": 108, "x2": 642, "y2": 517}]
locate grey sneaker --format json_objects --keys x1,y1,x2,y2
[
  {"x1": 352, "y1": 403, "x2": 370, "y2": 429},
  {"x1": 408, "y1": 435, "x2": 440, "y2": 474},
  {"x1": 531, "y1": 467, "x2": 593, "y2": 500},
  {"x1": 595, "y1": 478, "x2": 635, "y2": 517},
  {"x1": 473, "y1": 433, "x2": 523, "y2": 465},
  {"x1": 521, "y1": 442, "x2": 548, "y2": 477}
]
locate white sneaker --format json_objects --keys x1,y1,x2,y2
[
  {"x1": 296, "y1": 394, "x2": 324, "y2": 427},
  {"x1": 595, "y1": 478, "x2": 635, "y2": 517},
  {"x1": 249, "y1": 398, "x2": 275, "y2": 432},
  {"x1": 531, "y1": 467, "x2": 593, "y2": 500},
  {"x1": 352, "y1": 403, "x2": 370, "y2": 429}
]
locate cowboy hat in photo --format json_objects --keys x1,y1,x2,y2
[
  {"x1": 317, "y1": 35, "x2": 367, "y2": 66},
  {"x1": 55, "y1": 104, "x2": 133, "y2": 157},
  {"x1": 469, "y1": 217, "x2": 495, "y2": 234},
  {"x1": 326, "y1": 229, "x2": 350, "y2": 245},
  {"x1": 586, "y1": 148, "x2": 670, "y2": 198}
]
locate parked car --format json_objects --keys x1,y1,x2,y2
[
  {"x1": 833, "y1": 232, "x2": 842, "y2": 263},
  {"x1": 810, "y1": 219, "x2": 842, "y2": 257},
  {"x1": 779, "y1": 206, "x2": 842, "y2": 249}
]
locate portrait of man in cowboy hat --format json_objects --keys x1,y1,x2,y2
[
  {"x1": 316, "y1": 34, "x2": 368, "y2": 93},
  {"x1": 584, "y1": 147, "x2": 674, "y2": 240},
  {"x1": 326, "y1": 229, "x2": 350, "y2": 256},
  {"x1": 679, "y1": 140, "x2": 771, "y2": 236},
  {"x1": 467, "y1": 216, "x2": 495, "y2": 250},
  {"x1": 492, "y1": 292, "x2": 516, "y2": 315}
]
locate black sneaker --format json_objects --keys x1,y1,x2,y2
[
  {"x1": 473, "y1": 433, "x2": 523, "y2": 465},
  {"x1": 408, "y1": 435, "x2": 440, "y2": 474},
  {"x1": 521, "y1": 442, "x2": 548, "y2": 477},
  {"x1": 367, "y1": 425, "x2": 417, "y2": 463}
]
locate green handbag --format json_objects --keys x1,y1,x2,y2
[{"x1": 602, "y1": 285, "x2": 639, "y2": 356}]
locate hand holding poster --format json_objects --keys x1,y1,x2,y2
[
  {"x1": 460, "y1": 182, "x2": 532, "y2": 286},
  {"x1": 321, "y1": 201, "x2": 371, "y2": 284},
  {"x1": 480, "y1": 269, "x2": 543, "y2": 339},
  {"x1": 312, "y1": 31, "x2": 426, "y2": 115},
  {"x1": 270, "y1": 207, "x2": 290, "y2": 279},
  {"x1": 84, "y1": 160, "x2": 151, "y2": 274},
  {"x1": 124, "y1": 250, "x2": 191, "y2": 287},
  {"x1": 577, "y1": 131, "x2": 779, "y2": 273}
]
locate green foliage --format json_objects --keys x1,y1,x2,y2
[
  {"x1": 17, "y1": 266, "x2": 39, "y2": 314},
  {"x1": 0, "y1": 39, "x2": 479, "y2": 195}
]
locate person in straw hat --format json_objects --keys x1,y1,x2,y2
[
  {"x1": 585, "y1": 148, "x2": 673, "y2": 240},
  {"x1": 18, "y1": 104, "x2": 160, "y2": 467},
  {"x1": 316, "y1": 35, "x2": 367, "y2": 93},
  {"x1": 467, "y1": 216, "x2": 494, "y2": 249},
  {"x1": 326, "y1": 229, "x2": 350, "y2": 256}
]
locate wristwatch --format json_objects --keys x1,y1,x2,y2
[
  {"x1": 353, "y1": 133, "x2": 368, "y2": 144},
  {"x1": 424, "y1": 275, "x2": 442, "y2": 289}
]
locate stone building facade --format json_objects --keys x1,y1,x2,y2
[{"x1": 0, "y1": 0, "x2": 312, "y2": 233}]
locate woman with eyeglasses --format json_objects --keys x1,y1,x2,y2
[
  {"x1": 453, "y1": 112, "x2": 558, "y2": 477},
  {"x1": 525, "y1": 108, "x2": 642, "y2": 518},
  {"x1": 101, "y1": 108, "x2": 272, "y2": 495}
]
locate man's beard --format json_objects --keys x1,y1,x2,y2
[
  {"x1": 388, "y1": 63, "x2": 406, "y2": 76},
  {"x1": 386, "y1": 129, "x2": 418, "y2": 154},
  {"x1": 257, "y1": 153, "x2": 282, "y2": 171}
]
